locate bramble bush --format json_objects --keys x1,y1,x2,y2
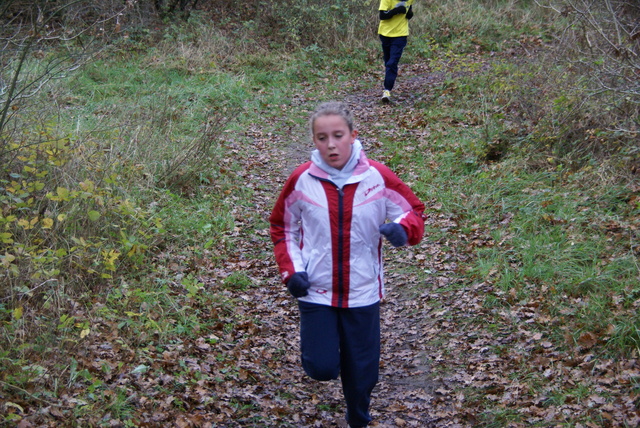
[{"x1": 0, "y1": 128, "x2": 166, "y2": 302}]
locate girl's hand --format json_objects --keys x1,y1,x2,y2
[
  {"x1": 287, "y1": 272, "x2": 311, "y2": 298},
  {"x1": 379, "y1": 223, "x2": 408, "y2": 247}
]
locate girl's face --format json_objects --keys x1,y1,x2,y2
[{"x1": 312, "y1": 114, "x2": 358, "y2": 170}]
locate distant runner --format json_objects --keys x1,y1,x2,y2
[{"x1": 378, "y1": 0, "x2": 415, "y2": 103}]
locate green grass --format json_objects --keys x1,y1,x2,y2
[{"x1": 427, "y1": 156, "x2": 639, "y2": 356}]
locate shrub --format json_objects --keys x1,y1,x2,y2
[
  {"x1": 519, "y1": 0, "x2": 639, "y2": 166},
  {"x1": 0, "y1": 128, "x2": 166, "y2": 301}
]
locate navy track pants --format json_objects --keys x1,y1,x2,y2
[
  {"x1": 298, "y1": 301, "x2": 381, "y2": 428},
  {"x1": 380, "y1": 35, "x2": 408, "y2": 92}
]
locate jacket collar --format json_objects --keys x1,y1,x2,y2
[{"x1": 308, "y1": 140, "x2": 371, "y2": 186}]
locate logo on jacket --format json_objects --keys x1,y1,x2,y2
[{"x1": 364, "y1": 184, "x2": 381, "y2": 197}]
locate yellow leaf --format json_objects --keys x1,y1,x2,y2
[
  {"x1": 57, "y1": 214, "x2": 67, "y2": 222},
  {"x1": 13, "y1": 306, "x2": 23, "y2": 320},
  {"x1": 79, "y1": 180, "x2": 95, "y2": 192},
  {"x1": 2, "y1": 252, "x2": 16, "y2": 268},
  {"x1": 127, "y1": 244, "x2": 140, "y2": 257},
  {"x1": 56, "y1": 187, "x2": 70, "y2": 200},
  {"x1": 80, "y1": 328, "x2": 90, "y2": 338},
  {"x1": 42, "y1": 218, "x2": 54, "y2": 229},
  {"x1": 5, "y1": 402, "x2": 24, "y2": 413},
  {"x1": 101, "y1": 249, "x2": 120, "y2": 271}
]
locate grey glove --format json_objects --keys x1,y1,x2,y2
[
  {"x1": 287, "y1": 272, "x2": 310, "y2": 298},
  {"x1": 394, "y1": 1, "x2": 407, "y2": 7}
]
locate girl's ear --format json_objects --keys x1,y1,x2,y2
[{"x1": 351, "y1": 129, "x2": 358, "y2": 141}]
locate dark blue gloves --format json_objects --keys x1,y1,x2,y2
[
  {"x1": 379, "y1": 223, "x2": 408, "y2": 247},
  {"x1": 287, "y1": 272, "x2": 310, "y2": 298}
]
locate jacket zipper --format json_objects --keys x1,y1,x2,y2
[
  {"x1": 337, "y1": 186, "x2": 345, "y2": 307},
  {"x1": 312, "y1": 174, "x2": 349, "y2": 308}
]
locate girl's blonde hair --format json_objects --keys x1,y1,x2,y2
[{"x1": 308, "y1": 101, "x2": 355, "y2": 136}]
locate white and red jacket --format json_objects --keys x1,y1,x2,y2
[{"x1": 270, "y1": 144, "x2": 425, "y2": 308}]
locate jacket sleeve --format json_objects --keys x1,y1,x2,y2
[
  {"x1": 269, "y1": 164, "x2": 309, "y2": 283},
  {"x1": 371, "y1": 161, "x2": 426, "y2": 246}
]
